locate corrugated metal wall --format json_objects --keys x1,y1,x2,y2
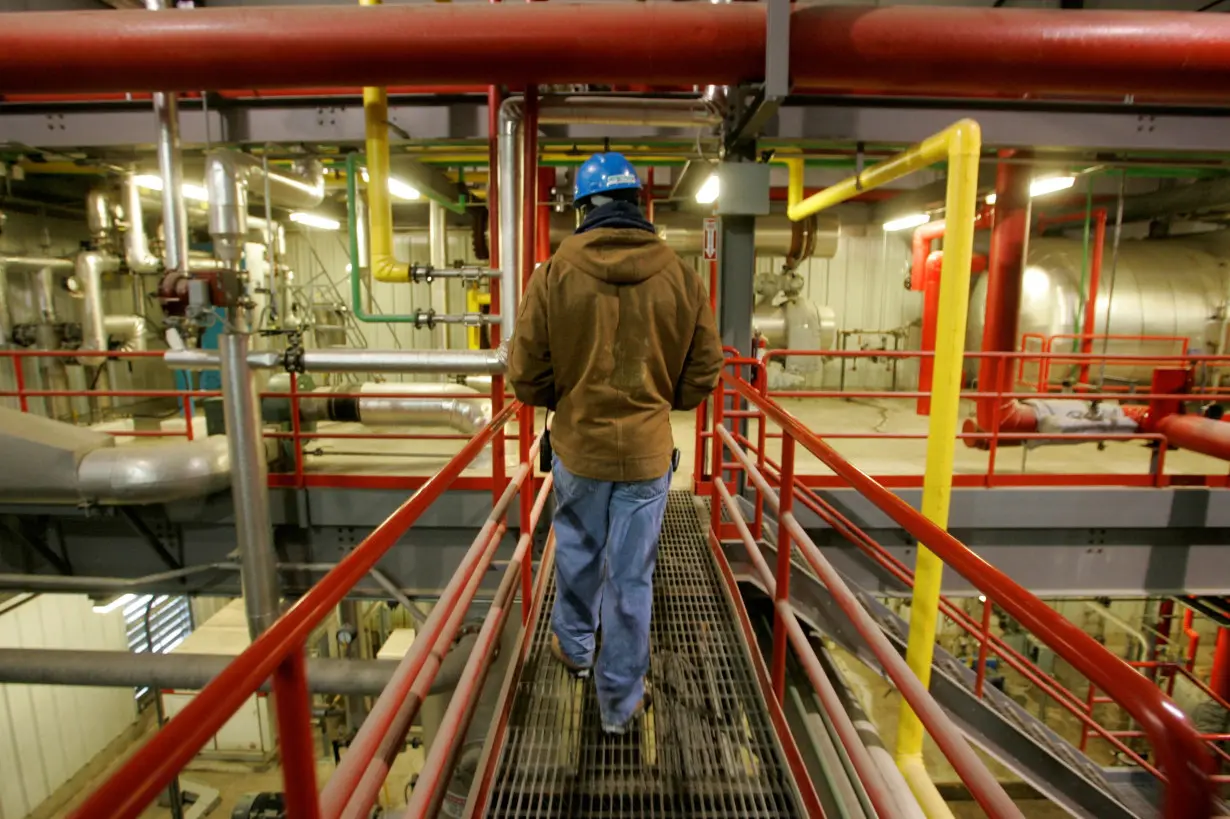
[
  {"x1": 0, "y1": 594, "x2": 135, "y2": 819},
  {"x1": 284, "y1": 211, "x2": 921, "y2": 392}
]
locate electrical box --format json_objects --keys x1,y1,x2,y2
[{"x1": 715, "y1": 163, "x2": 771, "y2": 216}]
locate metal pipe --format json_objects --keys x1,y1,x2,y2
[
  {"x1": 368, "y1": 568, "x2": 429, "y2": 625},
  {"x1": 0, "y1": 649, "x2": 402, "y2": 696},
  {"x1": 87, "y1": 188, "x2": 114, "y2": 246},
  {"x1": 0, "y1": 255, "x2": 74, "y2": 273},
  {"x1": 164, "y1": 347, "x2": 506, "y2": 375},
  {"x1": 497, "y1": 97, "x2": 521, "y2": 341},
  {"x1": 77, "y1": 251, "x2": 121, "y2": 366},
  {"x1": 123, "y1": 174, "x2": 161, "y2": 274},
  {"x1": 218, "y1": 333, "x2": 280, "y2": 639},
  {"x1": 429, "y1": 199, "x2": 449, "y2": 350},
  {"x1": 103, "y1": 315, "x2": 149, "y2": 352},
  {"x1": 153, "y1": 91, "x2": 190, "y2": 277},
  {"x1": 206, "y1": 149, "x2": 325, "y2": 266},
  {"x1": 1157, "y1": 414, "x2": 1230, "y2": 462}
]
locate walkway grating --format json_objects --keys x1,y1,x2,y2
[{"x1": 481, "y1": 491, "x2": 804, "y2": 819}]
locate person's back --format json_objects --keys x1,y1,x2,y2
[{"x1": 508, "y1": 152, "x2": 722, "y2": 734}]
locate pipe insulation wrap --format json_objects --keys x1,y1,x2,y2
[
  {"x1": 77, "y1": 251, "x2": 121, "y2": 366},
  {"x1": 77, "y1": 435, "x2": 232, "y2": 504}
]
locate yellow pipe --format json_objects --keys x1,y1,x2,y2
[
  {"x1": 899, "y1": 757, "x2": 957, "y2": 819},
  {"x1": 785, "y1": 119, "x2": 983, "y2": 797},
  {"x1": 360, "y1": 0, "x2": 410, "y2": 284},
  {"x1": 465, "y1": 288, "x2": 490, "y2": 349}
]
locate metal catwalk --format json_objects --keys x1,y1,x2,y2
[{"x1": 482, "y1": 492, "x2": 806, "y2": 818}]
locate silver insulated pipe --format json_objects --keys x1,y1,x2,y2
[{"x1": 302, "y1": 383, "x2": 491, "y2": 434}]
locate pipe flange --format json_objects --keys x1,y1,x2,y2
[
  {"x1": 414, "y1": 308, "x2": 436, "y2": 330},
  {"x1": 409, "y1": 264, "x2": 435, "y2": 285},
  {"x1": 283, "y1": 331, "x2": 306, "y2": 374}
]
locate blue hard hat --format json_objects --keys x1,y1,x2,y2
[{"x1": 573, "y1": 152, "x2": 642, "y2": 204}]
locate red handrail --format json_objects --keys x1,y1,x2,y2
[
  {"x1": 719, "y1": 370, "x2": 1215, "y2": 818},
  {"x1": 68, "y1": 400, "x2": 521, "y2": 819}
]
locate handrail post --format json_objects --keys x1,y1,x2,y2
[
  {"x1": 273, "y1": 645, "x2": 321, "y2": 819},
  {"x1": 974, "y1": 595, "x2": 992, "y2": 698},
  {"x1": 710, "y1": 376, "x2": 726, "y2": 536},
  {"x1": 13, "y1": 351, "x2": 27, "y2": 413},
  {"x1": 771, "y1": 435, "x2": 796, "y2": 701},
  {"x1": 754, "y1": 363, "x2": 769, "y2": 540}
]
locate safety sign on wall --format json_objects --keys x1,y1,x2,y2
[{"x1": 702, "y1": 217, "x2": 718, "y2": 260}]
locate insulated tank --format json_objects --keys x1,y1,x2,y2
[{"x1": 966, "y1": 236, "x2": 1230, "y2": 383}]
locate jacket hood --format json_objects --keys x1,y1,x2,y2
[{"x1": 556, "y1": 228, "x2": 675, "y2": 285}]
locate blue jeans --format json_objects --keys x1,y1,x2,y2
[{"x1": 550, "y1": 456, "x2": 671, "y2": 728}]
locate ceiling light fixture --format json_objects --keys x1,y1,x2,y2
[
  {"x1": 882, "y1": 213, "x2": 930, "y2": 232},
  {"x1": 289, "y1": 212, "x2": 341, "y2": 231},
  {"x1": 360, "y1": 168, "x2": 421, "y2": 201},
  {"x1": 1029, "y1": 175, "x2": 1076, "y2": 198},
  {"x1": 133, "y1": 174, "x2": 209, "y2": 202},
  {"x1": 695, "y1": 174, "x2": 720, "y2": 205},
  {"x1": 92, "y1": 593, "x2": 136, "y2": 615}
]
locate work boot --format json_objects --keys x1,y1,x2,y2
[
  {"x1": 602, "y1": 680, "x2": 653, "y2": 735},
  {"x1": 550, "y1": 633, "x2": 591, "y2": 679}
]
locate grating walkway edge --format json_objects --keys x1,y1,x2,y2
[{"x1": 480, "y1": 491, "x2": 806, "y2": 819}]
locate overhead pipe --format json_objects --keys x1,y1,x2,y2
[
  {"x1": 77, "y1": 251, "x2": 122, "y2": 366},
  {"x1": 9, "y1": 6, "x2": 1230, "y2": 100},
  {"x1": 0, "y1": 649, "x2": 403, "y2": 697},
  {"x1": 152, "y1": 90, "x2": 190, "y2": 280},
  {"x1": 164, "y1": 346, "x2": 506, "y2": 375}
]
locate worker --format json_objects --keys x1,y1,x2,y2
[{"x1": 508, "y1": 152, "x2": 723, "y2": 735}]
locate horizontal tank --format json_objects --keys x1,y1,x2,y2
[{"x1": 967, "y1": 236, "x2": 1230, "y2": 383}]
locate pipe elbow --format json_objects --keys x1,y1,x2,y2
[
  {"x1": 76, "y1": 435, "x2": 231, "y2": 505},
  {"x1": 944, "y1": 118, "x2": 982, "y2": 158},
  {"x1": 370, "y1": 253, "x2": 410, "y2": 284},
  {"x1": 448, "y1": 397, "x2": 492, "y2": 434}
]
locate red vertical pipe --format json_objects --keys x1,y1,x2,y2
[
  {"x1": 1184, "y1": 609, "x2": 1201, "y2": 672},
  {"x1": 487, "y1": 80, "x2": 506, "y2": 504},
  {"x1": 1079, "y1": 208, "x2": 1107, "y2": 385},
  {"x1": 1212, "y1": 628, "x2": 1230, "y2": 703},
  {"x1": 918, "y1": 252, "x2": 985, "y2": 415},
  {"x1": 273, "y1": 648, "x2": 321, "y2": 819},
  {"x1": 977, "y1": 152, "x2": 1030, "y2": 432}
]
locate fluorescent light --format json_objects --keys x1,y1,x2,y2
[
  {"x1": 1029, "y1": 175, "x2": 1076, "y2": 198},
  {"x1": 695, "y1": 174, "x2": 720, "y2": 205},
  {"x1": 984, "y1": 193, "x2": 997, "y2": 206},
  {"x1": 978, "y1": 594, "x2": 987, "y2": 604},
  {"x1": 360, "y1": 168, "x2": 420, "y2": 201},
  {"x1": 92, "y1": 593, "x2": 136, "y2": 615},
  {"x1": 290, "y1": 212, "x2": 341, "y2": 231},
  {"x1": 882, "y1": 213, "x2": 930, "y2": 232},
  {"x1": 133, "y1": 174, "x2": 208, "y2": 202}
]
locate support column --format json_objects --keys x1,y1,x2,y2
[
  {"x1": 717, "y1": 215, "x2": 756, "y2": 356},
  {"x1": 977, "y1": 152, "x2": 1030, "y2": 431},
  {"x1": 429, "y1": 200, "x2": 449, "y2": 349},
  {"x1": 219, "y1": 333, "x2": 280, "y2": 639}
]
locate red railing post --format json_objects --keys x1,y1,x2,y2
[
  {"x1": 987, "y1": 355, "x2": 1003, "y2": 485},
  {"x1": 710, "y1": 376, "x2": 725, "y2": 536},
  {"x1": 974, "y1": 595, "x2": 993, "y2": 698},
  {"x1": 12, "y1": 351, "x2": 28, "y2": 413},
  {"x1": 753, "y1": 362, "x2": 769, "y2": 540},
  {"x1": 182, "y1": 385, "x2": 195, "y2": 441},
  {"x1": 1080, "y1": 682, "x2": 1097, "y2": 753},
  {"x1": 289, "y1": 372, "x2": 305, "y2": 489},
  {"x1": 693, "y1": 398, "x2": 708, "y2": 492},
  {"x1": 771, "y1": 434, "x2": 796, "y2": 701},
  {"x1": 272, "y1": 645, "x2": 321, "y2": 819}
]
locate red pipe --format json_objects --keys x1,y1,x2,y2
[
  {"x1": 908, "y1": 206, "x2": 993, "y2": 294},
  {"x1": 1157, "y1": 414, "x2": 1230, "y2": 462},
  {"x1": 535, "y1": 166, "x2": 553, "y2": 264},
  {"x1": 1185, "y1": 610, "x2": 1201, "y2": 672},
  {"x1": 6, "y1": 7, "x2": 1230, "y2": 98},
  {"x1": 1212, "y1": 629, "x2": 1230, "y2": 705},
  {"x1": 917, "y1": 251, "x2": 986, "y2": 415}
]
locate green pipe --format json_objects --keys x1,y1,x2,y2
[{"x1": 347, "y1": 152, "x2": 417, "y2": 324}]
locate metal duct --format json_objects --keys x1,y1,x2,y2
[
  {"x1": 123, "y1": 173, "x2": 161, "y2": 274},
  {"x1": 86, "y1": 188, "x2": 113, "y2": 245},
  {"x1": 77, "y1": 435, "x2": 231, "y2": 504},
  {"x1": 0, "y1": 649, "x2": 401, "y2": 696},
  {"x1": 164, "y1": 347, "x2": 507, "y2": 375},
  {"x1": 205, "y1": 149, "x2": 325, "y2": 265},
  {"x1": 77, "y1": 251, "x2": 121, "y2": 366},
  {"x1": 655, "y1": 212, "x2": 840, "y2": 260},
  {"x1": 0, "y1": 407, "x2": 235, "y2": 505},
  {"x1": 498, "y1": 98, "x2": 522, "y2": 341}
]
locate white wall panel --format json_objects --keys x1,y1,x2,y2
[{"x1": 0, "y1": 595, "x2": 135, "y2": 819}]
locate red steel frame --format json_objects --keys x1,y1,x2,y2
[{"x1": 705, "y1": 360, "x2": 1215, "y2": 817}]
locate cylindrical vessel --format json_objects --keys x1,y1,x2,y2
[
  {"x1": 967, "y1": 237, "x2": 1229, "y2": 383},
  {"x1": 754, "y1": 300, "x2": 837, "y2": 374},
  {"x1": 655, "y1": 212, "x2": 840, "y2": 260}
]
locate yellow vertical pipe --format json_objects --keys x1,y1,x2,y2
[
  {"x1": 783, "y1": 120, "x2": 982, "y2": 818},
  {"x1": 895, "y1": 121, "x2": 981, "y2": 771},
  {"x1": 360, "y1": 0, "x2": 409, "y2": 283}
]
